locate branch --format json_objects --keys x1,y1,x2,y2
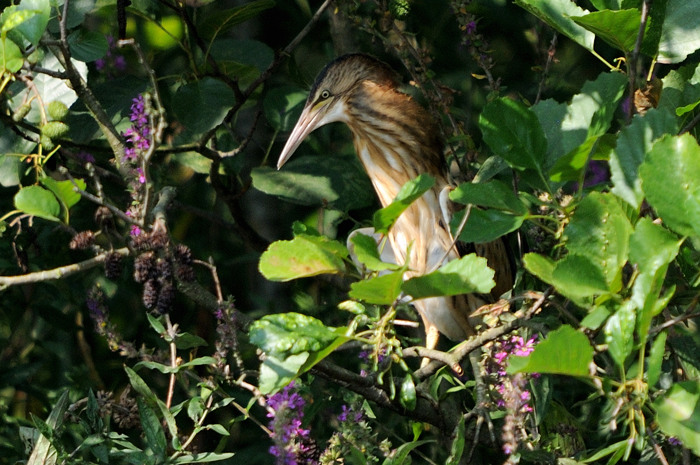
[{"x1": 0, "y1": 247, "x2": 130, "y2": 291}]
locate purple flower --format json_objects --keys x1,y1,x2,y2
[
  {"x1": 121, "y1": 95, "x2": 151, "y2": 163},
  {"x1": 266, "y1": 382, "x2": 317, "y2": 465},
  {"x1": 466, "y1": 21, "x2": 477, "y2": 35}
]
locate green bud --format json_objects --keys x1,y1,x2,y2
[
  {"x1": 47, "y1": 101, "x2": 69, "y2": 121},
  {"x1": 40, "y1": 134, "x2": 55, "y2": 151},
  {"x1": 41, "y1": 121, "x2": 70, "y2": 139},
  {"x1": 12, "y1": 104, "x2": 31, "y2": 122}
]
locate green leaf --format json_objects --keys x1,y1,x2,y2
[
  {"x1": 657, "y1": 0, "x2": 700, "y2": 64},
  {"x1": 534, "y1": 72, "x2": 627, "y2": 172},
  {"x1": 197, "y1": 0, "x2": 275, "y2": 39},
  {"x1": 446, "y1": 415, "x2": 466, "y2": 465},
  {"x1": 654, "y1": 381, "x2": 700, "y2": 456},
  {"x1": 252, "y1": 155, "x2": 374, "y2": 211},
  {"x1": 449, "y1": 179, "x2": 528, "y2": 215},
  {"x1": 452, "y1": 208, "x2": 525, "y2": 244},
  {"x1": 604, "y1": 300, "x2": 636, "y2": 369},
  {"x1": 513, "y1": 0, "x2": 595, "y2": 52},
  {"x1": 629, "y1": 218, "x2": 681, "y2": 342},
  {"x1": 550, "y1": 254, "x2": 610, "y2": 303},
  {"x1": 259, "y1": 235, "x2": 348, "y2": 281},
  {"x1": 259, "y1": 353, "x2": 308, "y2": 395},
  {"x1": 400, "y1": 374, "x2": 417, "y2": 410},
  {"x1": 171, "y1": 452, "x2": 236, "y2": 464},
  {"x1": 263, "y1": 86, "x2": 307, "y2": 132},
  {"x1": 610, "y1": 108, "x2": 679, "y2": 209},
  {"x1": 565, "y1": 192, "x2": 632, "y2": 290},
  {"x1": 349, "y1": 271, "x2": 404, "y2": 305},
  {"x1": 67, "y1": 29, "x2": 108, "y2": 62},
  {"x1": 0, "y1": 36, "x2": 23, "y2": 73},
  {"x1": 402, "y1": 254, "x2": 495, "y2": 299},
  {"x1": 647, "y1": 331, "x2": 667, "y2": 387},
  {"x1": 479, "y1": 97, "x2": 548, "y2": 189},
  {"x1": 571, "y1": 9, "x2": 642, "y2": 53},
  {"x1": 548, "y1": 133, "x2": 614, "y2": 182},
  {"x1": 209, "y1": 38, "x2": 274, "y2": 75},
  {"x1": 3, "y1": 0, "x2": 49, "y2": 46},
  {"x1": 26, "y1": 390, "x2": 69, "y2": 465},
  {"x1": 523, "y1": 253, "x2": 556, "y2": 286},
  {"x1": 40, "y1": 177, "x2": 85, "y2": 222},
  {"x1": 508, "y1": 325, "x2": 593, "y2": 377},
  {"x1": 640, "y1": 134, "x2": 700, "y2": 238},
  {"x1": 14, "y1": 185, "x2": 61, "y2": 222},
  {"x1": 349, "y1": 232, "x2": 401, "y2": 272},
  {"x1": 172, "y1": 78, "x2": 236, "y2": 143},
  {"x1": 249, "y1": 312, "x2": 339, "y2": 359},
  {"x1": 138, "y1": 398, "x2": 167, "y2": 459},
  {"x1": 174, "y1": 332, "x2": 208, "y2": 350},
  {"x1": 373, "y1": 174, "x2": 435, "y2": 234},
  {"x1": 382, "y1": 440, "x2": 435, "y2": 465}
]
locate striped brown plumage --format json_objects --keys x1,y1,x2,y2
[{"x1": 278, "y1": 53, "x2": 512, "y2": 349}]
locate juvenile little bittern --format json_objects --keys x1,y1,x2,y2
[{"x1": 278, "y1": 53, "x2": 511, "y2": 350}]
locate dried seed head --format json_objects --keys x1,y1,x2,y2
[{"x1": 70, "y1": 231, "x2": 95, "y2": 250}]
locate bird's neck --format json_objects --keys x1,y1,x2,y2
[{"x1": 346, "y1": 81, "x2": 447, "y2": 206}]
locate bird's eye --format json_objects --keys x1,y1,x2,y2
[{"x1": 319, "y1": 89, "x2": 331, "y2": 100}]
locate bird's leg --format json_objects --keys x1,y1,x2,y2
[
  {"x1": 466, "y1": 348, "x2": 497, "y2": 460},
  {"x1": 421, "y1": 324, "x2": 441, "y2": 368}
]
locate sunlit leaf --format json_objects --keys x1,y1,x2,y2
[
  {"x1": 259, "y1": 235, "x2": 348, "y2": 281},
  {"x1": 449, "y1": 179, "x2": 528, "y2": 215},
  {"x1": 372, "y1": 174, "x2": 435, "y2": 234},
  {"x1": 349, "y1": 271, "x2": 404, "y2": 305},
  {"x1": 513, "y1": 0, "x2": 594, "y2": 51},
  {"x1": 604, "y1": 300, "x2": 636, "y2": 369},
  {"x1": 571, "y1": 9, "x2": 643, "y2": 53},
  {"x1": 654, "y1": 381, "x2": 700, "y2": 456},
  {"x1": 402, "y1": 254, "x2": 495, "y2": 299},
  {"x1": 248, "y1": 312, "x2": 339, "y2": 359},
  {"x1": 14, "y1": 185, "x2": 60, "y2": 222},
  {"x1": 640, "y1": 134, "x2": 700, "y2": 238},
  {"x1": 508, "y1": 325, "x2": 593, "y2": 377},
  {"x1": 610, "y1": 108, "x2": 679, "y2": 209}
]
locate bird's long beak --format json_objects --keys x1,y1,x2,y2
[{"x1": 277, "y1": 103, "x2": 325, "y2": 170}]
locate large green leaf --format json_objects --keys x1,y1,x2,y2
[
  {"x1": 449, "y1": 179, "x2": 528, "y2": 215},
  {"x1": 402, "y1": 253, "x2": 495, "y2": 299},
  {"x1": 657, "y1": 0, "x2": 700, "y2": 64},
  {"x1": 550, "y1": 254, "x2": 610, "y2": 303},
  {"x1": 610, "y1": 108, "x2": 679, "y2": 209},
  {"x1": 513, "y1": 0, "x2": 595, "y2": 52},
  {"x1": 629, "y1": 218, "x2": 681, "y2": 342},
  {"x1": 249, "y1": 313, "x2": 339, "y2": 359},
  {"x1": 452, "y1": 208, "x2": 525, "y2": 244},
  {"x1": 14, "y1": 185, "x2": 60, "y2": 222},
  {"x1": 263, "y1": 86, "x2": 307, "y2": 132},
  {"x1": 507, "y1": 325, "x2": 593, "y2": 377},
  {"x1": 571, "y1": 9, "x2": 642, "y2": 53},
  {"x1": 349, "y1": 232, "x2": 401, "y2": 272},
  {"x1": 533, "y1": 71, "x2": 627, "y2": 173},
  {"x1": 349, "y1": 271, "x2": 404, "y2": 305},
  {"x1": 3, "y1": 0, "x2": 50, "y2": 46},
  {"x1": 0, "y1": 36, "x2": 23, "y2": 73},
  {"x1": 258, "y1": 353, "x2": 308, "y2": 395},
  {"x1": 197, "y1": 0, "x2": 275, "y2": 39},
  {"x1": 172, "y1": 78, "x2": 236, "y2": 143},
  {"x1": 564, "y1": 192, "x2": 632, "y2": 290},
  {"x1": 640, "y1": 134, "x2": 700, "y2": 238},
  {"x1": 67, "y1": 29, "x2": 108, "y2": 62},
  {"x1": 373, "y1": 174, "x2": 435, "y2": 234},
  {"x1": 252, "y1": 155, "x2": 374, "y2": 211},
  {"x1": 259, "y1": 234, "x2": 348, "y2": 281},
  {"x1": 654, "y1": 381, "x2": 700, "y2": 456},
  {"x1": 479, "y1": 97, "x2": 548, "y2": 189},
  {"x1": 603, "y1": 300, "x2": 636, "y2": 369},
  {"x1": 41, "y1": 177, "x2": 85, "y2": 221}
]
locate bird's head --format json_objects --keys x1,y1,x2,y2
[{"x1": 277, "y1": 53, "x2": 399, "y2": 169}]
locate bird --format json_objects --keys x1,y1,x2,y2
[{"x1": 277, "y1": 53, "x2": 512, "y2": 351}]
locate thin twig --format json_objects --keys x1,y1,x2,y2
[{"x1": 0, "y1": 247, "x2": 130, "y2": 290}]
